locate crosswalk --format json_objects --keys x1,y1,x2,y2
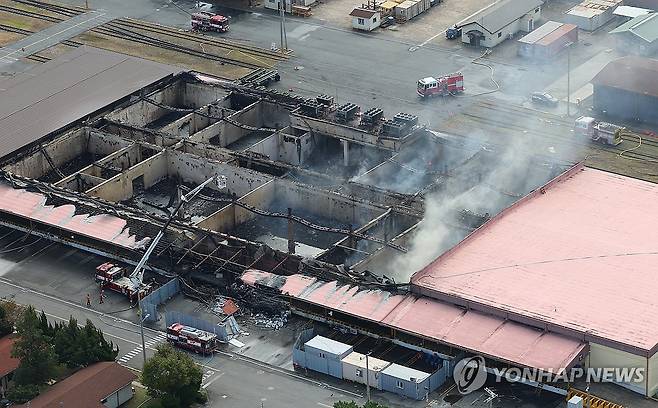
[{"x1": 117, "y1": 333, "x2": 168, "y2": 364}]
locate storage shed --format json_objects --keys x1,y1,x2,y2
[
  {"x1": 380, "y1": 363, "x2": 431, "y2": 400},
  {"x1": 350, "y1": 8, "x2": 381, "y2": 31},
  {"x1": 455, "y1": 0, "x2": 543, "y2": 47},
  {"x1": 609, "y1": 12, "x2": 658, "y2": 56},
  {"x1": 592, "y1": 56, "x2": 658, "y2": 123},
  {"x1": 564, "y1": 0, "x2": 622, "y2": 31},
  {"x1": 624, "y1": 0, "x2": 658, "y2": 10},
  {"x1": 296, "y1": 335, "x2": 353, "y2": 379},
  {"x1": 341, "y1": 352, "x2": 391, "y2": 389},
  {"x1": 518, "y1": 21, "x2": 578, "y2": 59}
]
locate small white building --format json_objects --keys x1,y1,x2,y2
[
  {"x1": 341, "y1": 351, "x2": 391, "y2": 388},
  {"x1": 456, "y1": 0, "x2": 543, "y2": 47},
  {"x1": 350, "y1": 8, "x2": 381, "y2": 31},
  {"x1": 564, "y1": 0, "x2": 622, "y2": 31}
]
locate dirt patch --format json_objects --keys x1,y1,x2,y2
[
  {"x1": 74, "y1": 31, "x2": 253, "y2": 80},
  {"x1": 0, "y1": 30, "x2": 23, "y2": 46},
  {"x1": 0, "y1": 10, "x2": 56, "y2": 32},
  {"x1": 33, "y1": 42, "x2": 75, "y2": 60}
]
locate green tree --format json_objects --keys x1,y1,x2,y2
[
  {"x1": 38, "y1": 310, "x2": 53, "y2": 338},
  {"x1": 334, "y1": 402, "x2": 360, "y2": 408},
  {"x1": 11, "y1": 306, "x2": 57, "y2": 385},
  {"x1": 363, "y1": 402, "x2": 389, "y2": 408},
  {"x1": 78, "y1": 319, "x2": 118, "y2": 365},
  {"x1": 6, "y1": 384, "x2": 40, "y2": 403},
  {"x1": 0, "y1": 303, "x2": 13, "y2": 336},
  {"x1": 142, "y1": 344, "x2": 203, "y2": 408},
  {"x1": 53, "y1": 317, "x2": 84, "y2": 368}
]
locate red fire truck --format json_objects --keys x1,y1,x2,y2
[
  {"x1": 574, "y1": 116, "x2": 623, "y2": 146},
  {"x1": 191, "y1": 12, "x2": 229, "y2": 32},
  {"x1": 417, "y1": 72, "x2": 464, "y2": 98},
  {"x1": 95, "y1": 262, "x2": 152, "y2": 302},
  {"x1": 167, "y1": 323, "x2": 219, "y2": 354}
]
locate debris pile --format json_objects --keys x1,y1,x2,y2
[{"x1": 252, "y1": 310, "x2": 291, "y2": 330}]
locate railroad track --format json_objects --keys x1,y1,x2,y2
[
  {"x1": 461, "y1": 110, "x2": 658, "y2": 163},
  {"x1": 1, "y1": 1, "x2": 284, "y2": 73}
]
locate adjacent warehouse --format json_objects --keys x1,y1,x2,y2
[
  {"x1": 292, "y1": 333, "x2": 448, "y2": 400},
  {"x1": 591, "y1": 56, "x2": 658, "y2": 123},
  {"x1": 341, "y1": 352, "x2": 390, "y2": 388},
  {"x1": 564, "y1": 0, "x2": 623, "y2": 31},
  {"x1": 294, "y1": 335, "x2": 353, "y2": 378},
  {"x1": 411, "y1": 165, "x2": 658, "y2": 396},
  {"x1": 609, "y1": 12, "x2": 658, "y2": 56},
  {"x1": 518, "y1": 21, "x2": 578, "y2": 59},
  {"x1": 455, "y1": 0, "x2": 543, "y2": 47}
]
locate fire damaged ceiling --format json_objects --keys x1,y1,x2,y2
[{"x1": 0, "y1": 70, "x2": 572, "y2": 289}]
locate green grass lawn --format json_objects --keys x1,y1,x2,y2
[{"x1": 122, "y1": 385, "x2": 162, "y2": 408}]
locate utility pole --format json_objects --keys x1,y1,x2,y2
[
  {"x1": 365, "y1": 352, "x2": 371, "y2": 403},
  {"x1": 85, "y1": 0, "x2": 89, "y2": 9},
  {"x1": 282, "y1": 0, "x2": 288, "y2": 51},
  {"x1": 566, "y1": 41, "x2": 572, "y2": 117},
  {"x1": 279, "y1": 0, "x2": 285, "y2": 54}
]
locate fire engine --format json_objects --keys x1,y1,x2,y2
[
  {"x1": 95, "y1": 262, "x2": 153, "y2": 302},
  {"x1": 574, "y1": 116, "x2": 623, "y2": 146},
  {"x1": 167, "y1": 323, "x2": 219, "y2": 354},
  {"x1": 417, "y1": 72, "x2": 464, "y2": 98},
  {"x1": 191, "y1": 12, "x2": 229, "y2": 32}
]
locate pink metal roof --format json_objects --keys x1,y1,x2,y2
[
  {"x1": 412, "y1": 165, "x2": 658, "y2": 355},
  {"x1": 0, "y1": 184, "x2": 147, "y2": 249},
  {"x1": 241, "y1": 270, "x2": 588, "y2": 370}
]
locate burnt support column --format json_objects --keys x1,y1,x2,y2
[
  {"x1": 343, "y1": 140, "x2": 349, "y2": 166},
  {"x1": 287, "y1": 207, "x2": 295, "y2": 254}
]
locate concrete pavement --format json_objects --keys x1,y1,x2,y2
[{"x1": 0, "y1": 275, "x2": 363, "y2": 408}]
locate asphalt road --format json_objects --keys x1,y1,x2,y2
[
  {"x1": 0, "y1": 275, "x2": 362, "y2": 408},
  {"x1": 55, "y1": 0, "x2": 570, "y2": 128}
]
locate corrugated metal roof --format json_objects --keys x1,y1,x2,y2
[
  {"x1": 613, "y1": 5, "x2": 653, "y2": 18},
  {"x1": 0, "y1": 182, "x2": 148, "y2": 249},
  {"x1": 412, "y1": 165, "x2": 658, "y2": 356},
  {"x1": 341, "y1": 352, "x2": 390, "y2": 371},
  {"x1": 592, "y1": 56, "x2": 658, "y2": 98},
  {"x1": 457, "y1": 0, "x2": 544, "y2": 34},
  {"x1": 535, "y1": 23, "x2": 577, "y2": 46},
  {"x1": 567, "y1": 0, "x2": 623, "y2": 17},
  {"x1": 304, "y1": 335, "x2": 352, "y2": 355},
  {"x1": 0, "y1": 46, "x2": 178, "y2": 160},
  {"x1": 242, "y1": 270, "x2": 588, "y2": 371},
  {"x1": 381, "y1": 363, "x2": 430, "y2": 382},
  {"x1": 518, "y1": 21, "x2": 563, "y2": 44},
  {"x1": 610, "y1": 12, "x2": 658, "y2": 42}
]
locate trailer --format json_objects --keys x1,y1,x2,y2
[
  {"x1": 417, "y1": 72, "x2": 464, "y2": 98},
  {"x1": 574, "y1": 116, "x2": 623, "y2": 146},
  {"x1": 167, "y1": 323, "x2": 219, "y2": 355},
  {"x1": 191, "y1": 12, "x2": 229, "y2": 32},
  {"x1": 95, "y1": 262, "x2": 152, "y2": 302}
]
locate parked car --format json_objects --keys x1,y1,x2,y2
[
  {"x1": 531, "y1": 92, "x2": 559, "y2": 107},
  {"x1": 446, "y1": 26, "x2": 461, "y2": 40}
]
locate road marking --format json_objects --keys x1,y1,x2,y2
[
  {"x1": 0, "y1": 12, "x2": 108, "y2": 61},
  {"x1": 1, "y1": 279, "x2": 363, "y2": 398},
  {"x1": 202, "y1": 372, "x2": 224, "y2": 389},
  {"x1": 317, "y1": 403, "x2": 333, "y2": 408}
]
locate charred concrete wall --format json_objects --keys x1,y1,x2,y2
[
  {"x1": 3, "y1": 129, "x2": 132, "y2": 180},
  {"x1": 247, "y1": 129, "x2": 313, "y2": 165},
  {"x1": 86, "y1": 152, "x2": 168, "y2": 202}
]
